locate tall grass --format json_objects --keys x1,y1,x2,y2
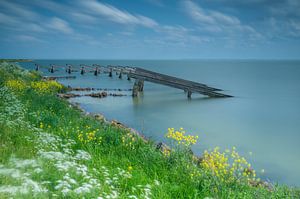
[{"x1": 0, "y1": 62, "x2": 299, "y2": 198}]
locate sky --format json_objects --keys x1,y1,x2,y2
[{"x1": 0, "y1": 0, "x2": 300, "y2": 59}]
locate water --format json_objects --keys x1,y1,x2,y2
[{"x1": 21, "y1": 60, "x2": 300, "y2": 186}]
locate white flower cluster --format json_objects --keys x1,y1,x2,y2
[
  {"x1": 0, "y1": 86, "x2": 27, "y2": 128},
  {"x1": 35, "y1": 132, "x2": 101, "y2": 197},
  {"x1": 0, "y1": 157, "x2": 47, "y2": 196}
]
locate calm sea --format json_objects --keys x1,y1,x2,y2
[{"x1": 21, "y1": 60, "x2": 300, "y2": 186}]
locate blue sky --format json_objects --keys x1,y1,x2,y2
[{"x1": 0, "y1": 0, "x2": 300, "y2": 59}]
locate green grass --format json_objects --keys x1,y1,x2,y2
[{"x1": 0, "y1": 62, "x2": 299, "y2": 198}]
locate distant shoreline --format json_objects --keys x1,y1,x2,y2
[{"x1": 0, "y1": 59, "x2": 33, "y2": 63}]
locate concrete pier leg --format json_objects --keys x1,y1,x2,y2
[
  {"x1": 132, "y1": 79, "x2": 144, "y2": 97},
  {"x1": 119, "y1": 71, "x2": 122, "y2": 79},
  {"x1": 109, "y1": 69, "x2": 112, "y2": 77},
  {"x1": 80, "y1": 67, "x2": 85, "y2": 75},
  {"x1": 187, "y1": 91, "x2": 192, "y2": 99},
  {"x1": 67, "y1": 66, "x2": 71, "y2": 74},
  {"x1": 127, "y1": 75, "x2": 131, "y2": 81},
  {"x1": 137, "y1": 80, "x2": 144, "y2": 92},
  {"x1": 132, "y1": 80, "x2": 139, "y2": 97}
]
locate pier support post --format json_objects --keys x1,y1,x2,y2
[
  {"x1": 109, "y1": 68, "x2": 112, "y2": 77},
  {"x1": 137, "y1": 80, "x2": 144, "y2": 92},
  {"x1": 187, "y1": 90, "x2": 192, "y2": 99},
  {"x1": 132, "y1": 79, "x2": 144, "y2": 97},
  {"x1": 127, "y1": 75, "x2": 131, "y2": 81},
  {"x1": 119, "y1": 70, "x2": 123, "y2": 79},
  {"x1": 94, "y1": 67, "x2": 100, "y2": 76},
  {"x1": 80, "y1": 67, "x2": 85, "y2": 75},
  {"x1": 50, "y1": 65, "x2": 54, "y2": 73},
  {"x1": 67, "y1": 66, "x2": 72, "y2": 74}
]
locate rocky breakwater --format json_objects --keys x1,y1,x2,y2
[{"x1": 58, "y1": 92, "x2": 127, "y2": 99}]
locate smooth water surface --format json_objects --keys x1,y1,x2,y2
[{"x1": 21, "y1": 60, "x2": 300, "y2": 186}]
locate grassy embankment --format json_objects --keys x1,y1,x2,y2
[{"x1": 0, "y1": 62, "x2": 299, "y2": 198}]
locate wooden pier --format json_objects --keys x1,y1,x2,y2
[
  {"x1": 127, "y1": 67, "x2": 232, "y2": 98},
  {"x1": 35, "y1": 64, "x2": 232, "y2": 99}
]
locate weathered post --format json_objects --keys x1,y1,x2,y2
[
  {"x1": 50, "y1": 65, "x2": 54, "y2": 73},
  {"x1": 119, "y1": 69, "x2": 123, "y2": 79},
  {"x1": 80, "y1": 67, "x2": 85, "y2": 75},
  {"x1": 137, "y1": 80, "x2": 144, "y2": 92},
  {"x1": 132, "y1": 79, "x2": 144, "y2": 97},
  {"x1": 109, "y1": 68, "x2": 113, "y2": 77},
  {"x1": 94, "y1": 67, "x2": 99, "y2": 76},
  {"x1": 127, "y1": 75, "x2": 131, "y2": 81},
  {"x1": 187, "y1": 90, "x2": 192, "y2": 99},
  {"x1": 132, "y1": 80, "x2": 139, "y2": 97},
  {"x1": 67, "y1": 65, "x2": 72, "y2": 74}
]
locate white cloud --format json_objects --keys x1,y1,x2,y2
[
  {"x1": 71, "y1": 13, "x2": 98, "y2": 24},
  {"x1": 183, "y1": 0, "x2": 240, "y2": 26},
  {"x1": 79, "y1": 0, "x2": 158, "y2": 28},
  {"x1": 182, "y1": 0, "x2": 262, "y2": 42},
  {"x1": 0, "y1": 12, "x2": 45, "y2": 32},
  {"x1": 0, "y1": 1, "x2": 38, "y2": 20},
  {"x1": 16, "y1": 35, "x2": 45, "y2": 43},
  {"x1": 47, "y1": 17, "x2": 74, "y2": 34}
]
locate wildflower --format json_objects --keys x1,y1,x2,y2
[
  {"x1": 165, "y1": 127, "x2": 198, "y2": 146},
  {"x1": 30, "y1": 80, "x2": 63, "y2": 93},
  {"x1": 162, "y1": 147, "x2": 171, "y2": 157},
  {"x1": 128, "y1": 166, "x2": 133, "y2": 172},
  {"x1": 201, "y1": 146, "x2": 258, "y2": 184},
  {"x1": 5, "y1": 79, "x2": 27, "y2": 91}
]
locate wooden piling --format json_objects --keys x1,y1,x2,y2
[
  {"x1": 50, "y1": 65, "x2": 54, "y2": 73},
  {"x1": 187, "y1": 90, "x2": 192, "y2": 99},
  {"x1": 137, "y1": 80, "x2": 144, "y2": 92},
  {"x1": 119, "y1": 70, "x2": 123, "y2": 79},
  {"x1": 132, "y1": 80, "x2": 139, "y2": 97},
  {"x1": 80, "y1": 67, "x2": 85, "y2": 75},
  {"x1": 67, "y1": 65, "x2": 72, "y2": 74}
]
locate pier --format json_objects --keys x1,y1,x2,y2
[
  {"x1": 34, "y1": 64, "x2": 232, "y2": 98},
  {"x1": 128, "y1": 67, "x2": 232, "y2": 98}
]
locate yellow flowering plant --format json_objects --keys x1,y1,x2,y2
[
  {"x1": 5, "y1": 79, "x2": 27, "y2": 91},
  {"x1": 166, "y1": 127, "x2": 198, "y2": 146},
  {"x1": 121, "y1": 132, "x2": 136, "y2": 150},
  {"x1": 201, "y1": 146, "x2": 258, "y2": 184},
  {"x1": 30, "y1": 80, "x2": 63, "y2": 93}
]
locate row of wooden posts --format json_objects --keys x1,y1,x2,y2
[{"x1": 34, "y1": 63, "x2": 133, "y2": 80}]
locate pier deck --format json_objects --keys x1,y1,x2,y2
[{"x1": 127, "y1": 67, "x2": 232, "y2": 98}]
